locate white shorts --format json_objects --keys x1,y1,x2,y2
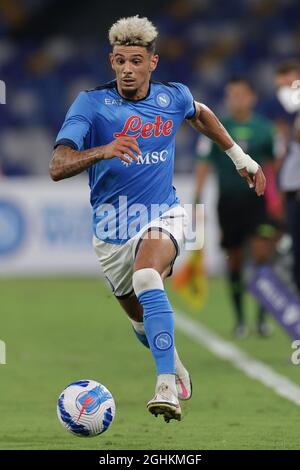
[{"x1": 93, "y1": 205, "x2": 188, "y2": 298}]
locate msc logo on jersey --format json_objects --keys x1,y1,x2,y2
[
  {"x1": 155, "y1": 92, "x2": 171, "y2": 108},
  {"x1": 121, "y1": 150, "x2": 168, "y2": 167},
  {"x1": 154, "y1": 332, "x2": 173, "y2": 351}
]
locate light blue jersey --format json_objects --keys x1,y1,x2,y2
[{"x1": 55, "y1": 80, "x2": 195, "y2": 244}]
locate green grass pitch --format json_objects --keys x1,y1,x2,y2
[{"x1": 0, "y1": 277, "x2": 299, "y2": 450}]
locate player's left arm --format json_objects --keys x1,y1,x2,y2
[{"x1": 188, "y1": 101, "x2": 266, "y2": 196}]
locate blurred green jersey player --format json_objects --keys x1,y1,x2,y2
[{"x1": 195, "y1": 78, "x2": 277, "y2": 338}]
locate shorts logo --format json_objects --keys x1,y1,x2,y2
[
  {"x1": 156, "y1": 92, "x2": 171, "y2": 108},
  {"x1": 154, "y1": 332, "x2": 173, "y2": 351}
]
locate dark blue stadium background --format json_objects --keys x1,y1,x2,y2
[{"x1": 0, "y1": 0, "x2": 299, "y2": 175}]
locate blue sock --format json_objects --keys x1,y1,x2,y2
[
  {"x1": 137, "y1": 288, "x2": 175, "y2": 375},
  {"x1": 132, "y1": 327, "x2": 150, "y2": 348}
]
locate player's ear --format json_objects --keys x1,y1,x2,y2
[{"x1": 149, "y1": 54, "x2": 159, "y2": 73}]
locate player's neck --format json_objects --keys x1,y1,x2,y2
[
  {"x1": 116, "y1": 81, "x2": 150, "y2": 101},
  {"x1": 232, "y1": 110, "x2": 253, "y2": 122}
]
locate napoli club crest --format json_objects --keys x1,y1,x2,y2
[{"x1": 156, "y1": 92, "x2": 171, "y2": 108}]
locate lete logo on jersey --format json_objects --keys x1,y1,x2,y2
[{"x1": 114, "y1": 115, "x2": 173, "y2": 139}]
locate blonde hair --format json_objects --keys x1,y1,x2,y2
[{"x1": 109, "y1": 15, "x2": 158, "y2": 52}]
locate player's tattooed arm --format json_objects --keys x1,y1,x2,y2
[
  {"x1": 49, "y1": 137, "x2": 140, "y2": 181},
  {"x1": 188, "y1": 102, "x2": 233, "y2": 150}
]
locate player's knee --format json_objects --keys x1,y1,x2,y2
[{"x1": 132, "y1": 268, "x2": 164, "y2": 297}]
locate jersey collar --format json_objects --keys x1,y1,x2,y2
[{"x1": 113, "y1": 79, "x2": 152, "y2": 102}]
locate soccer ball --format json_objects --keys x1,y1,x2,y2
[{"x1": 57, "y1": 379, "x2": 116, "y2": 437}]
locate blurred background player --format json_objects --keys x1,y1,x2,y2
[
  {"x1": 275, "y1": 60, "x2": 300, "y2": 294},
  {"x1": 195, "y1": 78, "x2": 277, "y2": 338}
]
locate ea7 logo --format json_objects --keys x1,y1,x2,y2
[
  {"x1": 105, "y1": 98, "x2": 123, "y2": 106},
  {"x1": 0, "y1": 340, "x2": 6, "y2": 364},
  {"x1": 0, "y1": 80, "x2": 6, "y2": 104},
  {"x1": 291, "y1": 340, "x2": 300, "y2": 365}
]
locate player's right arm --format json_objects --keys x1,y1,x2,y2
[
  {"x1": 49, "y1": 91, "x2": 140, "y2": 181},
  {"x1": 50, "y1": 137, "x2": 140, "y2": 181}
]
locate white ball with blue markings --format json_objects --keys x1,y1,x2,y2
[{"x1": 57, "y1": 379, "x2": 116, "y2": 437}]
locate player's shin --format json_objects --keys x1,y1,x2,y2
[{"x1": 132, "y1": 268, "x2": 177, "y2": 396}]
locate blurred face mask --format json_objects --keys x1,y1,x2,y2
[{"x1": 277, "y1": 84, "x2": 300, "y2": 113}]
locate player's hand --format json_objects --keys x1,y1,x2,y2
[
  {"x1": 238, "y1": 165, "x2": 266, "y2": 196},
  {"x1": 102, "y1": 137, "x2": 141, "y2": 164}
]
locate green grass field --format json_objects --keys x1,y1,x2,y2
[{"x1": 0, "y1": 277, "x2": 299, "y2": 450}]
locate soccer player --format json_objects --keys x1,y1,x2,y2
[
  {"x1": 50, "y1": 16, "x2": 265, "y2": 422},
  {"x1": 195, "y1": 78, "x2": 276, "y2": 338},
  {"x1": 275, "y1": 61, "x2": 300, "y2": 293}
]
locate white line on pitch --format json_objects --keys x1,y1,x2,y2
[{"x1": 175, "y1": 310, "x2": 300, "y2": 406}]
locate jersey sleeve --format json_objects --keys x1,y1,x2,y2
[
  {"x1": 54, "y1": 91, "x2": 94, "y2": 150},
  {"x1": 170, "y1": 82, "x2": 196, "y2": 119}
]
